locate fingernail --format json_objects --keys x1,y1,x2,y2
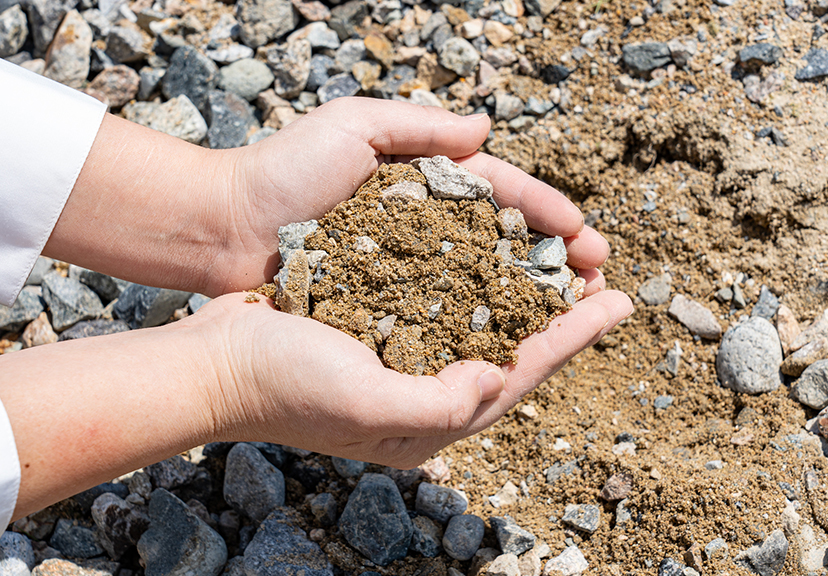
[
  {"x1": 465, "y1": 113, "x2": 489, "y2": 121},
  {"x1": 477, "y1": 369, "x2": 505, "y2": 402}
]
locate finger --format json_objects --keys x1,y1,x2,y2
[
  {"x1": 564, "y1": 227, "x2": 609, "y2": 269},
  {"x1": 315, "y1": 97, "x2": 492, "y2": 160},
  {"x1": 456, "y1": 152, "x2": 584, "y2": 238},
  {"x1": 578, "y1": 268, "x2": 605, "y2": 296}
]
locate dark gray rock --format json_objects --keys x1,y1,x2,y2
[
  {"x1": 58, "y1": 319, "x2": 130, "y2": 341},
  {"x1": 752, "y1": 285, "x2": 780, "y2": 320},
  {"x1": 331, "y1": 457, "x2": 367, "y2": 479},
  {"x1": 138, "y1": 67, "x2": 166, "y2": 100},
  {"x1": 317, "y1": 72, "x2": 360, "y2": 104},
  {"x1": 24, "y1": 0, "x2": 74, "y2": 55},
  {"x1": 658, "y1": 558, "x2": 686, "y2": 576},
  {"x1": 73, "y1": 268, "x2": 125, "y2": 303},
  {"x1": 795, "y1": 48, "x2": 828, "y2": 81},
  {"x1": 310, "y1": 493, "x2": 338, "y2": 526},
  {"x1": 562, "y1": 504, "x2": 600, "y2": 533},
  {"x1": 539, "y1": 64, "x2": 571, "y2": 84},
  {"x1": 105, "y1": 24, "x2": 149, "y2": 63},
  {"x1": 329, "y1": 0, "x2": 367, "y2": 41},
  {"x1": 244, "y1": 509, "x2": 333, "y2": 576},
  {"x1": 656, "y1": 341, "x2": 682, "y2": 377},
  {"x1": 137, "y1": 489, "x2": 227, "y2": 576},
  {"x1": 236, "y1": 0, "x2": 297, "y2": 48},
  {"x1": 410, "y1": 516, "x2": 442, "y2": 558},
  {"x1": 247, "y1": 442, "x2": 286, "y2": 469},
  {"x1": 0, "y1": 4, "x2": 28, "y2": 58},
  {"x1": 162, "y1": 45, "x2": 220, "y2": 111},
  {"x1": 219, "y1": 58, "x2": 274, "y2": 101},
  {"x1": 0, "y1": 531, "x2": 36, "y2": 574},
  {"x1": 415, "y1": 483, "x2": 468, "y2": 524},
  {"x1": 50, "y1": 519, "x2": 104, "y2": 559},
  {"x1": 224, "y1": 443, "x2": 285, "y2": 524},
  {"x1": 638, "y1": 273, "x2": 672, "y2": 305},
  {"x1": 265, "y1": 39, "x2": 311, "y2": 99},
  {"x1": 442, "y1": 514, "x2": 484, "y2": 561},
  {"x1": 0, "y1": 286, "x2": 45, "y2": 331},
  {"x1": 112, "y1": 284, "x2": 192, "y2": 329},
  {"x1": 622, "y1": 42, "x2": 672, "y2": 73},
  {"x1": 739, "y1": 44, "x2": 782, "y2": 67},
  {"x1": 338, "y1": 473, "x2": 413, "y2": 566},
  {"x1": 285, "y1": 459, "x2": 328, "y2": 492},
  {"x1": 42, "y1": 273, "x2": 104, "y2": 331},
  {"x1": 307, "y1": 54, "x2": 337, "y2": 91},
  {"x1": 716, "y1": 316, "x2": 783, "y2": 394},
  {"x1": 204, "y1": 90, "x2": 258, "y2": 149},
  {"x1": 489, "y1": 516, "x2": 535, "y2": 556},
  {"x1": 791, "y1": 360, "x2": 828, "y2": 409},
  {"x1": 145, "y1": 455, "x2": 202, "y2": 491},
  {"x1": 735, "y1": 529, "x2": 788, "y2": 576},
  {"x1": 91, "y1": 492, "x2": 150, "y2": 560}
]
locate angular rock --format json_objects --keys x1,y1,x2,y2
[
  {"x1": 91, "y1": 492, "x2": 150, "y2": 560},
  {"x1": 44, "y1": 10, "x2": 93, "y2": 89},
  {"x1": 411, "y1": 515, "x2": 443, "y2": 557},
  {"x1": 415, "y1": 483, "x2": 468, "y2": 524},
  {"x1": 273, "y1": 249, "x2": 311, "y2": 316},
  {"x1": 382, "y1": 181, "x2": 428, "y2": 202},
  {"x1": 705, "y1": 538, "x2": 729, "y2": 561},
  {"x1": 496, "y1": 208, "x2": 528, "y2": 240},
  {"x1": 739, "y1": 43, "x2": 782, "y2": 67},
  {"x1": 58, "y1": 319, "x2": 130, "y2": 341},
  {"x1": 776, "y1": 305, "x2": 800, "y2": 354},
  {"x1": 488, "y1": 553, "x2": 520, "y2": 576},
  {"x1": 26, "y1": 257, "x2": 55, "y2": 286},
  {"x1": 21, "y1": 312, "x2": 58, "y2": 348},
  {"x1": 442, "y1": 514, "x2": 484, "y2": 561},
  {"x1": 600, "y1": 473, "x2": 633, "y2": 501},
  {"x1": 0, "y1": 531, "x2": 35, "y2": 575},
  {"x1": 0, "y1": 4, "x2": 28, "y2": 58},
  {"x1": 495, "y1": 91, "x2": 523, "y2": 121},
  {"x1": 716, "y1": 316, "x2": 783, "y2": 394},
  {"x1": 87, "y1": 65, "x2": 140, "y2": 107},
  {"x1": 795, "y1": 48, "x2": 828, "y2": 81},
  {"x1": 244, "y1": 509, "x2": 333, "y2": 575},
  {"x1": 331, "y1": 457, "x2": 367, "y2": 478},
  {"x1": 205, "y1": 43, "x2": 254, "y2": 64},
  {"x1": 668, "y1": 294, "x2": 722, "y2": 339},
  {"x1": 32, "y1": 558, "x2": 116, "y2": 575},
  {"x1": 364, "y1": 32, "x2": 394, "y2": 69},
  {"x1": 137, "y1": 489, "x2": 227, "y2": 576},
  {"x1": 638, "y1": 274, "x2": 671, "y2": 305},
  {"x1": 339, "y1": 473, "x2": 413, "y2": 566},
  {"x1": 307, "y1": 54, "x2": 336, "y2": 91},
  {"x1": 105, "y1": 23, "x2": 149, "y2": 63},
  {"x1": 528, "y1": 237, "x2": 567, "y2": 270},
  {"x1": 219, "y1": 58, "x2": 274, "y2": 101},
  {"x1": 25, "y1": 0, "x2": 75, "y2": 55},
  {"x1": 278, "y1": 220, "x2": 319, "y2": 263},
  {"x1": 782, "y1": 338, "x2": 828, "y2": 377},
  {"x1": 622, "y1": 42, "x2": 671, "y2": 73},
  {"x1": 310, "y1": 492, "x2": 338, "y2": 526},
  {"x1": 657, "y1": 559, "x2": 685, "y2": 576},
  {"x1": 524, "y1": 0, "x2": 557, "y2": 17},
  {"x1": 667, "y1": 37, "x2": 696, "y2": 67},
  {"x1": 112, "y1": 284, "x2": 192, "y2": 329},
  {"x1": 0, "y1": 287, "x2": 45, "y2": 332},
  {"x1": 752, "y1": 285, "x2": 780, "y2": 320},
  {"x1": 204, "y1": 90, "x2": 257, "y2": 149},
  {"x1": 544, "y1": 546, "x2": 588, "y2": 576},
  {"x1": 73, "y1": 481, "x2": 130, "y2": 512},
  {"x1": 329, "y1": 0, "x2": 368, "y2": 41},
  {"x1": 439, "y1": 37, "x2": 479, "y2": 77},
  {"x1": 561, "y1": 504, "x2": 599, "y2": 533},
  {"x1": 734, "y1": 529, "x2": 788, "y2": 576},
  {"x1": 236, "y1": 0, "x2": 298, "y2": 48},
  {"x1": 162, "y1": 46, "x2": 220, "y2": 111},
  {"x1": 50, "y1": 519, "x2": 104, "y2": 559},
  {"x1": 519, "y1": 550, "x2": 542, "y2": 576},
  {"x1": 42, "y1": 273, "x2": 104, "y2": 331},
  {"x1": 317, "y1": 72, "x2": 360, "y2": 103},
  {"x1": 265, "y1": 39, "x2": 311, "y2": 99},
  {"x1": 791, "y1": 360, "x2": 828, "y2": 409},
  {"x1": 138, "y1": 67, "x2": 165, "y2": 100},
  {"x1": 411, "y1": 155, "x2": 493, "y2": 200},
  {"x1": 224, "y1": 442, "x2": 286, "y2": 524},
  {"x1": 490, "y1": 516, "x2": 535, "y2": 556},
  {"x1": 791, "y1": 309, "x2": 828, "y2": 352},
  {"x1": 539, "y1": 64, "x2": 571, "y2": 85},
  {"x1": 334, "y1": 38, "x2": 366, "y2": 71},
  {"x1": 291, "y1": 0, "x2": 330, "y2": 22},
  {"x1": 145, "y1": 455, "x2": 202, "y2": 492},
  {"x1": 470, "y1": 305, "x2": 491, "y2": 331},
  {"x1": 123, "y1": 96, "x2": 208, "y2": 144}
]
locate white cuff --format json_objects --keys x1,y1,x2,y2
[
  {"x1": 0, "y1": 397, "x2": 20, "y2": 531},
  {"x1": 0, "y1": 59, "x2": 107, "y2": 307}
]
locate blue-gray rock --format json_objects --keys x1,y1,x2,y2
[
  {"x1": 247, "y1": 442, "x2": 286, "y2": 469},
  {"x1": 317, "y1": 72, "x2": 360, "y2": 104},
  {"x1": 528, "y1": 237, "x2": 567, "y2": 269},
  {"x1": 489, "y1": 516, "x2": 535, "y2": 556},
  {"x1": 654, "y1": 395, "x2": 674, "y2": 410},
  {"x1": 246, "y1": 127, "x2": 277, "y2": 145},
  {"x1": 539, "y1": 64, "x2": 571, "y2": 84},
  {"x1": 329, "y1": 0, "x2": 368, "y2": 41},
  {"x1": 524, "y1": 96, "x2": 553, "y2": 116},
  {"x1": 50, "y1": 519, "x2": 104, "y2": 559},
  {"x1": 791, "y1": 360, "x2": 828, "y2": 409},
  {"x1": 622, "y1": 42, "x2": 671, "y2": 73},
  {"x1": 0, "y1": 286, "x2": 44, "y2": 331},
  {"x1": 292, "y1": 21, "x2": 340, "y2": 50},
  {"x1": 739, "y1": 44, "x2": 782, "y2": 67},
  {"x1": 25, "y1": 257, "x2": 54, "y2": 286},
  {"x1": 42, "y1": 273, "x2": 104, "y2": 331},
  {"x1": 546, "y1": 458, "x2": 580, "y2": 484},
  {"x1": 331, "y1": 457, "x2": 368, "y2": 478},
  {"x1": 494, "y1": 92, "x2": 523, "y2": 121},
  {"x1": 372, "y1": 64, "x2": 416, "y2": 99},
  {"x1": 285, "y1": 459, "x2": 328, "y2": 492},
  {"x1": 310, "y1": 493, "x2": 338, "y2": 527},
  {"x1": 752, "y1": 285, "x2": 780, "y2": 320},
  {"x1": 137, "y1": 489, "x2": 227, "y2": 576},
  {"x1": 410, "y1": 516, "x2": 442, "y2": 558},
  {"x1": 188, "y1": 293, "x2": 211, "y2": 314},
  {"x1": 734, "y1": 529, "x2": 788, "y2": 576},
  {"x1": 236, "y1": 0, "x2": 297, "y2": 48},
  {"x1": 442, "y1": 514, "x2": 484, "y2": 561},
  {"x1": 0, "y1": 5, "x2": 28, "y2": 59},
  {"x1": 123, "y1": 97, "x2": 208, "y2": 144},
  {"x1": 796, "y1": 48, "x2": 828, "y2": 81},
  {"x1": 138, "y1": 67, "x2": 166, "y2": 100},
  {"x1": 638, "y1": 273, "x2": 671, "y2": 305},
  {"x1": 145, "y1": 455, "x2": 201, "y2": 491},
  {"x1": 113, "y1": 284, "x2": 192, "y2": 329},
  {"x1": 338, "y1": 473, "x2": 413, "y2": 566},
  {"x1": 415, "y1": 483, "x2": 468, "y2": 524},
  {"x1": 224, "y1": 443, "x2": 285, "y2": 524},
  {"x1": 307, "y1": 54, "x2": 337, "y2": 91},
  {"x1": 439, "y1": 37, "x2": 479, "y2": 77},
  {"x1": 58, "y1": 319, "x2": 130, "y2": 341},
  {"x1": 105, "y1": 24, "x2": 149, "y2": 64},
  {"x1": 72, "y1": 268, "x2": 125, "y2": 303},
  {"x1": 162, "y1": 45, "x2": 220, "y2": 111},
  {"x1": 562, "y1": 504, "x2": 600, "y2": 533},
  {"x1": 277, "y1": 220, "x2": 318, "y2": 264},
  {"x1": 334, "y1": 38, "x2": 366, "y2": 72},
  {"x1": 716, "y1": 316, "x2": 783, "y2": 394},
  {"x1": 91, "y1": 492, "x2": 150, "y2": 560},
  {"x1": 24, "y1": 0, "x2": 74, "y2": 54},
  {"x1": 205, "y1": 90, "x2": 258, "y2": 149},
  {"x1": 244, "y1": 509, "x2": 333, "y2": 576},
  {"x1": 0, "y1": 531, "x2": 35, "y2": 575},
  {"x1": 265, "y1": 39, "x2": 311, "y2": 99},
  {"x1": 219, "y1": 58, "x2": 274, "y2": 101},
  {"x1": 658, "y1": 558, "x2": 686, "y2": 576}
]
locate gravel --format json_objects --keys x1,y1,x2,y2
[
  {"x1": 411, "y1": 155, "x2": 494, "y2": 200},
  {"x1": 244, "y1": 509, "x2": 333, "y2": 576},
  {"x1": 668, "y1": 294, "x2": 722, "y2": 339},
  {"x1": 543, "y1": 546, "x2": 588, "y2": 576},
  {"x1": 41, "y1": 273, "x2": 104, "y2": 331},
  {"x1": 638, "y1": 273, "x2": 672, "y2": 305},
  {"x1": 716, "y1": 316, "x2": 783, "y2": 394},
  {"x1": 489, "y1": 516, "x2": 535, "y2": 556},
  {"x1": 0, "y1": 531, "x2": 35, "y2": 575},
  {"x1": 791, "y1": 360, "x2": 828, "y2": 409},
  {"x1": 223, "y1": 443, "x2": 286, "y2": 524},
  {"x1": 561, "y1": 504, "x2": 600, "y2": 533},
  {"x1": 442, "y1": 514, "x2": 485, "y2": 561},
  {"x1": 415, "y1": 483, "x2": 468, "y2": 524}
]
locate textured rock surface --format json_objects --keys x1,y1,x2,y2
[
  {"x1": 224, "y1": 442, "x2": 286, "y2": 524},
  {"x1": 244, "y1": 509, "x2": 333, "y2": 576},
  {"x1": 716, "y1": 317, "x2": 783, "y2": 394},
  {"x1": 668, "y1": 295, "x2": 722, "y2": 339},
  {"x1": 415, "y1": 483, "x2": 468, "y2": 523}
]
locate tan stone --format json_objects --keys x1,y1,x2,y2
[
  {"x1": 782, "y1": 338, "x2": 828, "y2": 376},
  {"x1": 22, "y1": 312, "x2": 58, "y2": 348},
  {"x1": 441, "y1": 5, "x2": 471, "y2": 25},
  {"x1": 44, "y1": 10, "x2": 93, "y2": 88},
  {"x1": 460, "y1": 18, "x2": 485, "y2": 39},
  {"x1": 484, "y1": 20, "x2": 513, "y2": 47},
  {"x1": 777, "y1": 304, "x2": 801, "y2": 355},
  {"x1": 352, "y1": 60, "x2": 382, "y2": 90},
  {"x1": 364, "y1": 32, "x2": 394, "y2": 69}
]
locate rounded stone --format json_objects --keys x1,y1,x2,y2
[
  {"x1": 716, "y1": 316, "x2": 783, "y2": 394},
  {"x1": 442, "y1": 514, "x2": 484, "y2": 561},
  {"x1": 219, "y1": 58, "x2": 275, "y2": 101}
]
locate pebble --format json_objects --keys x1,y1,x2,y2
[
  {"x1": 488, "y1": 553, "x2": 520, "y2": 576},
  {"x1": 657, "y1": 559, "x2": 686, "y2": 576},
  {"x1": 782, "y1": 338, "x2": 828, "y2": 376},
  {"x1": 338, "y1": 473, "x2": 413, "y2": 566},
  {"x1": 495, "y1": 91, "x2": 524, "y2": 121},
  {"x1": 653, "y1": 395, "x2": 674, "y2": 410},
  {"x1": 317, "y1": 72, "x2": 361, "y2": 103},
  {"x1": 622, "y1": 42, "x2": 671, "y2": 73},
  {"x1": 442, "y1": 514, "x2": 485, "y2": 561},
  {"x1": 739, "y1": 43, "x2": 782, "y2": 67},
  {"x1": 329, "y1": 1, "x2": 367, "y2": 41},
  {"x1": 124, "y1": 96, "x2": 208, "y2": 144},
  {"x1": 734, "y1": 529, "x2": 788, "y2": 576},
  {"x1": 791, "y1": 309, "x2": 828, "y2": 352},
  {"x1": 106, "y1": 23, "x2": 150, "y2": 63},
  {"x1": 376, "y1": 315, "x2": 397, "y2": 340},
  {"x1": 791, "y1": 360, "x2": 828, "y2": 409},
  {"x1": 668, "y1": 295, "x2": 722, "y2": 339},
  {"x1": 145, "y1": 455, "x2": 202, "y2": 491},
  {"x1": 638, "y1": 273, "x2": 671, "y2": 305},
  {"x1": 113, "y1": 284, "x2": 192, "y2": 329},
  {"x1": 43, "y1": 10, "x2": 92, "y2": 89},
  {"x1": 41, "y1": 273, "x2": 104, "y2": 331},
  {"x1": 0, "y1": 531, "x2": 36, "y2": 575},
  {"x1": 138, "y1": 67, "x2": 165, "y2": 100},
  {"x1": 751, "y1": 285, "x2": 779, "y2": 319},
  {"x1": 543, "y1": 546, "x2": 588, "y2": 576},
  {"x1": 0, "y1": 287, "x2": 45, "y2": 332},
  {"x1": 86, "y1": 65, "x2": 140, "y2": 108},
  {"x1": 411, "y1": 516, "x2": 443, "y2": 557},
  {"x1": 58, "y1": 319, "x2": 130, "y2": 341},
  {"x1": 137, "y1": 489, "x2": 227, "y2": 576},
  {"x1": 50, "y1": 519, "x2": 104, "y2": 559},
  {"x1": 382, "y1": 180, "x2": 428, "y2": 202},
  {"x1": 292, "y1": 0, "x2": 330, "y2": 22},
  {"x1": 266, "y1": 39, "x2": 311, "y2": 99},
  {"x1": 470, "y1": 305, "x2": 491, "y2": 332},
  {"x1": 162, "y1": 46, "x2": 219, "y2": 111},
  {"x1": 244, "y1": 509, "x2": 333, "y2": 576},
  {"x1": 439, "y1": 37, "x2": 479, "y2": 77},
  {"x1": 667, "y1": 37, "x2": 696, "y2": 67},
  {"x1": 21, "y1": 312, "x2": 57, "y2": 348},
  {"x1": 25, "y1": 0, "x2": 68, "y2": 54},
  {"x1": 412, "y1": 156, "x2": 493, "y2": 200},
  {"x1": 204, "y1": 90, "x2": 257, "y2": 149},
  {"x1": 716, "y1": 316, "x2": 783, "y2": 394},
  {"x1": 90, "y1": 492, "x2": 149, "y2": 560},
  {"x1": 561, "y1": 504, "x2": 600, "y2": 533},
  {"x1": 353, "y1": 236, "x2": 379, "y2": 253},
  {"x1": 0, "y1": 4, "x2": 27, "y2": 58},
  {"x1": 528, "y1": 237, "x2": 567, "y2": 269},
  {"x1": 218, "y1": 58, "x2": 274, "y2": 101},
  {"x1": 25, "y1": 257, "x2": 54, "y2": 287},
  {"x1": 224, "y1": 442, "x2": 286, "y2": 524},
  {"x1": 656, "y1": 341, "x2": 682, "y2": 377},
  {"x1": 278, "y1": 220, "x2": 319, "y2": 262},
  {"x1": 615, "y1": 499, "x2": 632, "y2": 527},
  {"x1": 415, "y1": 482, "x2": 468, "y2": 524},
  {"x1": 705, "y1": 460, "x2": 724, "y2": 470},
  {"x1": 524, "y1": 0, "x2": 558, "y2": 17},
  {"x1": 488, "y1": 480, "x2": 519, "y2": 508},
  {"x1": 31, "y1": 559, "x2": 115, "y2": 575},
  {"x1": 795, "y1": 48, "x2": 828, "y2": 81},
  {"x1": 599, "y1": 473, "x2": 633, "y2": 501},
  {"x1": 308, "y1": 493, "x2": 336, "y2": 527},
  {"x1": 331, "y1": 457, "x2": 368, "y2": 478},
  {"x1": 489, "y1": 516, "x2": 535, "y2": 556},
  {"x1": 273, "y1": 249, "x2": 311, "y2": 316},
  {"x1": 236, "y1": 0, "x2": 297, "y2": 48},
  {"x1": 776, "y1": 305, "x2": 801, "y2": 354},
  {"x1": 704, "y1": 538, "x2": 729, "y2": 561},
  {"x1": 519, "y1": 550, "x2": 542, "y2": 576}
]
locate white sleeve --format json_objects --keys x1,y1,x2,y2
[
  {"x1": 0, "y1": 397, "x2": 20, "y2": 531},
  {"x1": 0, "y1": 58, "x2": 107, "y2": 307}
]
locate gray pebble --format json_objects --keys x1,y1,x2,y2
[
  {"x1": 307, "y1": 54, "x2": 336, "y2": 91},
  {"x1": 105, "y1": 23, "x2": 148, "y2": 64},
  {"x1": 615, "y1": 499, "x2": 632, "y2": 527},
  {"x1": 247, "y1": 126, "x2": 277, "y2": 145},
  {"x1": 653, "y1": 395, "x2": 674, "y2": 410},
  {"x1": 704, "y1": 538, "x2": 729, "y2": 561},
  {"x1": 162, "y1": 45, "x2": 219, "y2": 111},
  {"x1": 494, "y1": 91, "x2": 523, "y2": 121},
  {"x1": 470, "y1": 305, "x2": 491, "y2": 332},
  {"x1": 353, "y1": 236, "x2": 379, "y2": 253},
  {"x1": 656, "y1": 341, "x2": 682, "y2": 377},
  {"x1": 0, "y1": 286, "x2": 45, "y2": 332},
  {"x1": 489, "y1": 516, "x2": 535, "y2": 556},
  {"x1": 331, "y1": 457, "x2": 368, "y2": 478},
  {"x1": 428, "y1": 299, "x2": 443, "y2": 320},
  {"x1": 415, "y1": 483, "x2": 468, "y2": 524},
  {"x1": 544, "y1": 546, "x2": 589, "y2": 576},
  {"x1": 42, "y1": 273, "x2": 104, "y2": 331},
  {"x1": 494, "y1": 239, "x2": 513, "y2": 265},
  {"x1": 716, "y1": 316, "x2": 782, "y2": 394},
  {"x1": 732, "y1": 283, "x2": 747, "y2": 309},
  {"x1": 496, "y1": 208, "x2": 528, "y2": 239},
  {"x1": 528, "y1": 237, "x2": 567, "y2": 269},
  {"x1": 219, "y1": 58, "x2": 274, "y2": 101},
  {"x1": 638, "y1": 273, "x2": 672, "y2": 305},
  {"x1": 188, "y1": 293, "x2": 211, "y2": 313},
  {"x1": 291, "y1": 21, "x2": 340, "y2": 50},
  {"x1": 244, "y1": 509, "x2": 332, "y2": 575},
  {"x1": 410, "y1": 516, "x2": 443, "y2": 558},
  {"x1": 658, "y1": 558, "x2": 686, "y2": 576},
  {"x1": 50, "y1": 519, "x2": 104, "y2": 559},
  {"x1": 440, "y1": 241, "x2": 455, "y2": 254},
  {"x1": 124, "y1": 96, "x2": 208, "y2": 144},
  {"x1": 791, "y1": 360, "x2": 828, "y2": 409},
  {"x1": 278, "y1": 220, "x2": 319, "y2": 263},
  {"x1": 0, "y1": 4, "x2": 28, "y2": 59},
  {"x1": 91, "y1": 492, "x2": 150, "y2": 560},
  {"x1": 442, "y1": 514, "x2": 484, "y2": 561},
  {"x1": 205, "y1": 43, "x2": 255, "y2": 64},
  {"x1": 224, "y1": 443, "x2": 286, "y2": 524},
  {"x1": 236, "y1": 0, "x2": 297, "y2": 48},
  {"x1": 734, "y1": 529, "x2": 788, "y2": 576},
  {"x1": 317, "y1": 72, "x2": 360, "y2": 104},
  {"x1": 561, "y1": 504, "x2": 600, "y2": 533},
  {"x1": 329, "y1": 2, "x2": 367, "y2": 42},
  {"x1": 145, "y1": 455, "x2": 202, "y2": 491},
  {"x1": 334, "y1": 38, "x2": 366, "y2": 71},
  {"x1": 381, "y1": 180, "x2": 428, "y2": 202},
  {"x1": 752, "y1": 285, "x2": 780, "y2": 320},
  {"x1": 25, "y1": 257, "x2": 54, "y2": 287},
  {"x1": 795, "y1": 48, "x2": 828, "y2": 81},
  {"x1": 622, "y1": 42, "x2": 671, "y2": 73},
  {"x1": 113, "y1": 284, "x2": 192, "y2": 329},
  {"x1": 668, "y1": 295, "x2": 722, "y2": 339},
  {"x1": 339, "y1": 473, "x2": 413, "y2": 566},
  {"x1": 0, "y1": 531, "x2": 35, "y2": 575},
  {"x1": 411, "y1": 156, "x2": 493, "y2": 200},
  {"x1": 310, "y1": 493, "x2": 338, "y2": 527},
  {"x1": 377, "y1": 315, "x2": 396, "y2": 340},
  {"x1": 716, "y1": 287, "x2": 733, "y2": 303},
  {"x1": 204, "y1": 90, "x2": 258, "y2": 149},
  {"x1": 739, "y1": 43, "x2": 782, "y2": 67},
  {"x1": 25, "y1": 0, "x2": 70, "y2": 53},
  {"x1": 265, "y1": 39, "x2": 312, "y2": 99},
  {"x1": 487, "y1": 553, "x2": 520, "y2": 576},
  {"x1": 439, "y1": 37, "x2": 480, "y2": 77}
]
